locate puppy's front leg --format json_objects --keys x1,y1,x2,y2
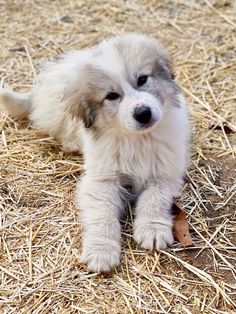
[
  {"x1": 77, "y1": 175, "x2": 123, "y2": 273},
  {"x1": 133, "y1": 184, "x2": 175, "y2": 251}
]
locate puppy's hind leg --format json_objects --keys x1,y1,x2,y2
[{"x1": 58, "y1": 117, "x2": 84, "y2": 153}]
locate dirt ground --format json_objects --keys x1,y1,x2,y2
[{"x1": 0, "y1": 0, "x2": 236, "y2": 313}]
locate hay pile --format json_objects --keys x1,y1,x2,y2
[{"x1": 0, "y1": 0, "x2": 235, "y2": 313}]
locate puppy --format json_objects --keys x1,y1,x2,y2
[{"x1": 0, "y1": 33, "x2": 190, "y2": 272}]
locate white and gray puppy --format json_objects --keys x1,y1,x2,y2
[{"x1": 0, "y1": 33, "x2": 190, "y2": 272}]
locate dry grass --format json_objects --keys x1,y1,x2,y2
[{"x1": 0, "y1": 0, "x2": 236, "y2": 313}]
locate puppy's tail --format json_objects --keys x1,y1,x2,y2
[{"x1": 0, "y1": 88, "x2": 32, "y2": 118}]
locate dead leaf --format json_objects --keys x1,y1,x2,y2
[{"x1": 173, "y1": 202, "x2": 192, "y2": 247}]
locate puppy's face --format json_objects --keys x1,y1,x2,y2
[{"x1": 66, "y1": 33, "x2": 178, "y2": 134}]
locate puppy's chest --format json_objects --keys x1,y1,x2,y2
[{"x1": 119, "y1": 136, "x2": 161, "y2": 187}]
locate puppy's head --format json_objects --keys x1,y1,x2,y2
[{"x1": 64, "y1": 33, "x2": 178, "y2": 134}]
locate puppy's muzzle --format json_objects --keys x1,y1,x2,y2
[{"x1": 133, "y1": 105, "x2": 152, "y2": 127}]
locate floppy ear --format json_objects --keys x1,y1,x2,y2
[
  {"x1": 63, "y1": 84, "x2": 96, "y2": 128},
  {"x1": 166, "y1": 60, "x2": 175, "y2": 80},
  {"x1": 166, "y1": 61, "x2": 175, "y2": 80},
  {"x1": 78, "y1": 101, "x2": 96, "y2": 128},
  {"x1": 154, "y1": 39, "x2": 175, "y2": 81},
  {"x1": 156, "y1": 54, "x2": 175, "y2": 81}
]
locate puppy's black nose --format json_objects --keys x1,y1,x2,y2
[{"x1": 133, "y1": 106, "x2": 152, "y2": 124}]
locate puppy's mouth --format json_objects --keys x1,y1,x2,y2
[{"x1": 136, "y1": 119, "x2": 158, "y2": 131}]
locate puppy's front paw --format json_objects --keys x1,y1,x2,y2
[
  {"x1": 80, "y1": 240, "x2": 121, "y2": 273},
  {"x1": 133, "y1": 219, "x2": 174, "y2": 251}
]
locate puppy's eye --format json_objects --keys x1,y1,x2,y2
[
  {"x1": 105, "y1": 92, "x2": 120, "y2": 101},
  {"x1": 137, "y1": 75, "x2": 148, "y2": 86}
]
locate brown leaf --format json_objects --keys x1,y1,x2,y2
[{"x1": 173, "y1": 202, "x2": 192, "y2": 247}]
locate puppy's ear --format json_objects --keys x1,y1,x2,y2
[
  {"x1": 63, "y1": 84, "x2": 96, "y2": 128},
  {"x1": 154, "y1": 41, "x2": 175, "y2": 81},
  {"x1": 157, "y1": 56, "x2": 175, "y2": 81},
  {"x1": 78, "y1": 101, "x2": 96, "y2": 128},
  {"x1": 167, "y1": 61, "x2": 175, "y2": 80}
]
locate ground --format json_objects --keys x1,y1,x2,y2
[{"x1": 0, "y1": 0, "x2": 236, "y2": 313}]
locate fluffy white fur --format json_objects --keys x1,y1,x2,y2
[{"x1": 0, "y1": 33, "x2": 190, "y2": 273}]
